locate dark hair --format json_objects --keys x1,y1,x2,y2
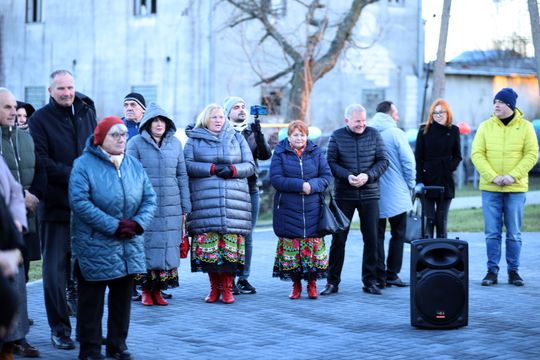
[
  {"x1": 376, "y1": 101, "x2": 394, "y2": 114},
  {"x1": 144, "y1": 116, "x2": 171, "y2": 138}
]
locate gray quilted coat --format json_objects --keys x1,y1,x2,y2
[
  {"x1": 126, "y1": 103, "x2": 191, "y2": 270},
  {"x1": 184, "y1": 121, "x2": 255, "y2": 236}
]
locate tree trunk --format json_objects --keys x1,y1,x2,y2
[
  {"x1": 287, "y1": 64, "x2": 313, "y2": 122},
  {"x1": 528, "y1": 0, "x2": 540, "y2": 96},
  {"x1": 430, "y1": 0, "x2": 452, "y2": 102}
]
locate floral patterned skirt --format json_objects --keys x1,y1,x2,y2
[
  {"x1": 272, "y1": 237, "x2": 328, "y2": 281},
  {"x1": 134, "y1": 268, "x2": 179, "y2": 291},
  {"x1": 191, "y1": 232, "x2": 245, "y2": 273}
]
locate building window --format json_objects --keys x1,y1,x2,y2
[
  {"x1": 134, "y1": 0, "x2": 157, "y2": 16},
  {"x1": 387, "y1": 0, "x2": 405, "y2": 7},
  {"x1": 261, "y1": 0, "x2": 287, "y2": 17},
  {"x1": 24, "y1": 86, "x2": 46, "y2": 109},
  {"x1": 261, "y1": 86, "x2": 283, "y2": 116},
  {"x1": 131, "y1": 85, "x2": 157, "y2": 104},
  {"x1": 26, "y1": 0, "x2": 42, "y2": 23},
  {"x1": 362, "y1": 89, "x2": 385, "y2": 119}
]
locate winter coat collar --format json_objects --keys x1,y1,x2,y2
[{"x1": 369, "y1": 112, "x2": 396, "y2": 132}]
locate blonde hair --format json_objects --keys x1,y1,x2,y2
[{"x1": 195, "y1": 103, "x2": 223, "y2": 129}]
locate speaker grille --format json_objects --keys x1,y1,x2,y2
[{"x1": 414, "y1": 271, "x2": 466, "y2": 324}]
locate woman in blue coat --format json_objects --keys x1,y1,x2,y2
[
  {"x1": 69, "y1": 116, "x2": 156, "y2": 360},
  {"x1": 126, "y1": 103, "x2": 191, "y2": 307},
  {"x1": 270, "y1": 120, "x2": 333, "y2": 300}
]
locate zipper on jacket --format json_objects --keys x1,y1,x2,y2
[
  {"x1": 299, "y1": 156, "x2": 307, "y2": 238},
  {"x1": 277, "y1": 193, "x2": 282, "y2": 209},
  {"x1": 8, "y1": 137, "x2": 22, "y2": 183}
]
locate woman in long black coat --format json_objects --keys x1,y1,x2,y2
[{"x1": 415, "y1": 99, "x2": 462, "y2": 238}]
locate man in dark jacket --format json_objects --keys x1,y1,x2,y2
[
  {"x1": 122, "y1": 92, "x2": 146, "y2": 141},
  {"x1": 28, "y1": 70, "x2": 97, "y2": 350},
  {"x1": 223, "y1": 96, "x2": 272, "y2": 295},
  {"x1": 321, "y1": 104, "x2": 388, "y2": 296}
]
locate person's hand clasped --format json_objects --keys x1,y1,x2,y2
[
  {"x1": 302, "y1": 182, "x2": 312, "y2": 194},
  {"x1": 216, "y1": 164, "x2": 235, "y2": 179},
  {"x1": 24, "y1": 190, "x2": 39, "y2": 212},
  {"x1": 501, "y1": 175, "x2": 515, "y2": 186},
  {"x1": 115, "y1": 219, "x2": 138, "y2": 239}
]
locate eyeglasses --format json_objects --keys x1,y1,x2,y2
[
  {"x1": 433, "y1": 111, "x2": 447, "y2": 116},
  {"x1": 109, "y1": 132, "x2": 127, "y2": 140}
]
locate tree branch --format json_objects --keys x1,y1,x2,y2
[
  {"x1": 312, "y1": 0, "x2": 379, "y2": 80},
  {"x1": 253, "y1": 66, "x2": 294, "y2": 86},
  {"x1": 225, "y1": 0, "x2": 303, "y2": 62}
]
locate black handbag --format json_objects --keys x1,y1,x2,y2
[
  {"x1": 404, "y1": 194, "x2": 423, "y2": 244},
  {"x1": 318, "y1": 192, "x2": 350, "y2": 237}
]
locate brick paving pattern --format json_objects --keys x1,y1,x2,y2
[{"x1": 23, "y1": 230, "x2": 540, "y2": 359}]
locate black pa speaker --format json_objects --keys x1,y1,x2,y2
[{"x1": 410, "y1": 238, "x2": 468, "y2": 329}]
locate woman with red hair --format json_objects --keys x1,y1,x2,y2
[
  {"x1": 270, "y1": 120, "x2": 333, "y2": 299},
  {"x1": 415, "y1": 99, "x2": 462, "y2": 238}
]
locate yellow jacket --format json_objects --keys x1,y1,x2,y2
[{"x1": 471, "y1": 108, "x2": 538, "y2": 192}]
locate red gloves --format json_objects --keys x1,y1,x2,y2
[{"x1": 115, "y1": 219, "x2": 142, "y2": 239}]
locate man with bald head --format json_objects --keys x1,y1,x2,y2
[
  {"x1": 0, "y1": 88, "x2": 43, "y2": 357},
  {"x1": 29, "y1": 70, "x2": 97, "y2": 350}
]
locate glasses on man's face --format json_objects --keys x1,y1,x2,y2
[
  {"x1": 109, "y1": 132, "x2": 127, "y2": 140},
  {"x1": 433, "y1": 111, "x2": 447, "y2": 116}
]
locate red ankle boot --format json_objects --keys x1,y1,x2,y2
[
  {"x1": 289, "y1": 280, "x2": 302, "y2": 300},
  {"x1": 205, "y1": 272, "x2": 221, "y2": 303},
  {"x1": 152, "y1": 289, "x2": 169, "y2": 306},
  {"x1": 220, "y1": 273, "x2": 235, "y2": 304},
  {"x1": 307, "y1": 280, "x2": 318, "y2": 299},
  {"x1": 141, "y1": 289, "x2": 154, "y2": 306}
]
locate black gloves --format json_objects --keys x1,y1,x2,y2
[
  {"x1": 214, "y1": 164, "x2": 236, "y2": 179},
  {"x1": 251, "y1": 121, "x2": 262, "y2": 134}
]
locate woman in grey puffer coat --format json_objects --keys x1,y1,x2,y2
[
  {"x1": 126, "y1": 103, "x2": 191, "y2": 306},
  {"x1": 184, "y1": 103, "x2": 255, "y2": 304}
]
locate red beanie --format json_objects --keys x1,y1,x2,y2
[{"x1": 93, "y1": 116, "x2": 124, "y2": 145}]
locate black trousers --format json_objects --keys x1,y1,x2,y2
[
  {"x1": 41, "y1": 221, "x2": 72, "y2": 337},
  {"x1": 75, "y1": 264, "x2": 133, "y2": 357},
  {"x1": 376, "y1": 212, "x2": 407, "y2": 282},
  {"x1": 327, "y1": 198, "x2": 379, "y2": 287},
  {"x1": 424, "y1": 198, "x2": 452, "y2": 238}
]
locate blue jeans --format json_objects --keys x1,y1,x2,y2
[
  {"x1": 238, "y1": 191, "x2": 260, "y2": 280},
  {"x1": 482, "y1": 191, "x2": 526, "y2": 273}
]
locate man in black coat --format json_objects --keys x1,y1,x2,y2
[
  {"x1": 321, "y1": 104, "x2": 388, "y2": 296},
  {"x1": 28, "y1": 70, "x2": 97, "y2": 350}
]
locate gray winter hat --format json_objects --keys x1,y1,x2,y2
[{"x1": 223, "y1": 96, "x2": 245, "y2": 119}]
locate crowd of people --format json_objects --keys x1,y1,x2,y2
[{"x1": 0, "y1": 68, "x2": 537, "y2": 360}]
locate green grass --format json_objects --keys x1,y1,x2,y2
[
  {"x1": 29, "y1": 260, "x2": 42, "y2": 282},
  {"x1": 447, "y1": 204, "x2": 540, "y2": 232},
  {"x1": 455, "y1": 175, "x2": 540, "y2": 197}
]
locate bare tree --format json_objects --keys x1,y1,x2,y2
[
  {"x1": 528, "y1": 0, "x2": 540, "y2": 96},
  {"x1": 430, "y1": 0, "x2": 452, "y2": 101},
  {"x1": 222, "y1": 0, "x2": 379, "y2": 121}
]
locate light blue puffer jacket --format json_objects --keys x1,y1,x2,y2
[
  {"x1": 126, "y1": 103, "x2": 191, "y2": 270},
  {"x1": 69, "y1": 136, "x2": 156, "y2": 281},
  {"x1": 370, "y1": 112, "x2": 416, "y2": 218}
]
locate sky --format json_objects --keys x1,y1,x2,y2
[{"x1": 423, "y1": 0, "x2": 533, "y2": 61}]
